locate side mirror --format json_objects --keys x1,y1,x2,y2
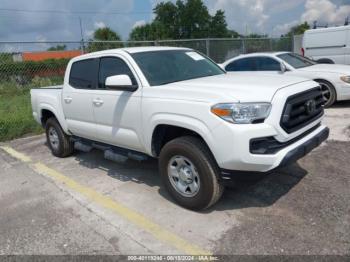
[
  {"x1": 280, "y1": 63, "x2": 287, "y2": 74},
  {"x1": 105, "y1": 75, "x2": 138, "y2": 92}
]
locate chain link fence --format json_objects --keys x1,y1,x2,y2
[{"x1": 0, "y1": 37, "x2": 294, "y2": 141}]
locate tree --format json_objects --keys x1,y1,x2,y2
[
  {"x1": 88, "y1": 27, "x2": 123, "y2": 52},
  {"x1": 285, "y1": 22, "x2": 310, "y2": 37},
  {"x1": 93, "y1": 27, "x2": 121, "y2": 41},
  {"x1": 209, "y1": 10, "x2": 230, "y2": 38},
  {"x1": 246, "y1": 33, "x2": 268, "y2": 38},
  {"x1": 176, "y1": 0, "x2": 211, "y2": 38},
  {"x1": 129, "y1": 0, "x2": 231, "y2": 40},
  {"x1": 129, "y1": 22, "x2": 168, "y2": 41},
  {"x1": 273, "y1": 22, "x2": 310, "y2": 52},
  {"x1": 47, "y1": 45, "x2": 66, "y2": 51},
  {"x1": 153, "y1": 2, "x2": 178, "y2": 38}
]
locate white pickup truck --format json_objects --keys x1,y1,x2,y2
[{"x1": 31, "y1": 47, "x2": 329, "y2": 210}]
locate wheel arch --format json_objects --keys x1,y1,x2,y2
[
  {"x1": 313, "y1": 78, "x2": 337, "y2": 97},
  {"x1": 149, "y1": 117, "x2": 216, "y2": 159},
  {"x1": 39, "y1": 104, "x2": 69, "y2": 133}
]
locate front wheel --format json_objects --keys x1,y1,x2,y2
[{"x1": 159, "y1": 136, "x2": 224, "y2": 210}]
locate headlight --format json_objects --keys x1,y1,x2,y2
[
  {"x1": 340, "y1": 76, "x2": 350, "y2": 83},
  {"x1": 211, "y1": 103, "x2": 271, "y2": 124}
]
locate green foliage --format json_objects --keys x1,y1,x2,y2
[
  {"x1": 284, "y1": 22, "x2": 310, "y2": 37},
  {"x1": 93, "y1": 27, "x2": 121, "y2": 41},
  {"x1": 246, "y1": 33, "x2": 268, "y2": 38},
  {"x1": 227, "y1": 30, "x2": 241, "y2": 38},
  {"x1": 129, "y1": 0, "x2": 236, "y2": 40},
  {"x1": 209, "y1": 10, "x2": 230, "y2": 38},
  {"x1": 0, "y1": 90, "x2": 43, "y2": 141},
  {"x1": 0, "y1": 75, "x2": 64, "y2": 141},
  {"x1": 87, "y1": 27, "x2": 124, "y2": 52},
  {"x1": 0, "y1": 59, "x2": 69, "y2": 85},
  {"x1": 129, "y1": 22, "x2": 169, "y2": 41},
  {"x1": 47, "y1": 44, "x2": 67, "y2": 51},
  {"x1": 0, "y1": 53, "x2": 14, "y2": 63},
  {"x1": 0, "y1": 59, "x2": 65, "y2": 141}
]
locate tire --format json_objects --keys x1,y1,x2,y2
[
  {"x1": 45, "y1": 117, "x2": 74, "y2": 158},
  {"x1": 159, "y1": 136, "x2": 224, "y2": 210},
  {"x1": 315, "y1": 79, "x2": 337, "y2": 107}
]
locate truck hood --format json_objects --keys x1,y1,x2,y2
[
  {"x1": 298, "y1": 64, "x2": 350, "y2": 75},
  {"x1": 162, "y1": 73, "x2": 313, "y2": 103}
]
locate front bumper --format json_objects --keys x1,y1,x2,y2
[
  {"x1": 278, "y1": 126, "x2": 329, "y2": 167},
  {"x1": 219, "y1": 127, "x2": 329, "y2": 182}
]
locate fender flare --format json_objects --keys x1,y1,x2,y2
[
  {"x1": 39, "y1": 103, "x2": 69, "y2": 133},
  {"x1": 146, "y1": 113, "x2": 216, "y2": 157}
]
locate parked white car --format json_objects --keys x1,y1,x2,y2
[
  {"x1": 31, "y1": 47, "x2": 329, "y2": 210},
  {"x1": 303, "y1": 25, "x2": 350, "y2": 65},
  {"x1": 222, "y1": 52, "x2": 350, "y2": 107}
]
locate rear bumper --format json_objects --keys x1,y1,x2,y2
[{"x1": 219, "y1": 127, "x2": 329, "y2": 183}]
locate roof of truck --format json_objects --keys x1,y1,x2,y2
[
  {"x1": 72, "y1": 46, "x2": 192, "y2": 61},
  {"x1": 123, "y1": 46, "x2": 191, "y2": 53}
]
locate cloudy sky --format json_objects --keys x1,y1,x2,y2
[{"x1": 0, "y1": 0, "x2": 350, "y2": 42}]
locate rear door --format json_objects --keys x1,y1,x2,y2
[{"x1": 62, "y1": 58, "x2": 98, "y2": 139}]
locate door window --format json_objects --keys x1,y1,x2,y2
[
  {"x1": 225, "y1": 57, "x2": 281, "y2": 71},
  {"x1": 225, "y1": 58, "x2": 258, "y2": 71},
  {"x1": 69, "y1": 59, "x2": 99, "y2": 89},
  {"x1": 256, "y1": 57, "x2": 281, "y2": 71},
  {"x1": 98, "y1": 57, "x2": 137, "y2": 89}
]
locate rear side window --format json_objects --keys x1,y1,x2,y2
[
  {"x1": 69, "y1": 59, "x2": 99, "y2": 89},
  {"x1": 225, "y1": 58, "x2": 257, "y2": 71},
  {"x1": 98, "y1": 57, "x2": 137, "y2": 89},
  {"x1": 256, "y1": 57, "x2": 281, "y2": 71}
]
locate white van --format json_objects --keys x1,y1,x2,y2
[{"x1": 303, "y1": 25, "x2": 350, "y2": 64}]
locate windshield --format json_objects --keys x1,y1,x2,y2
[
  {"x1": 131, "y1": 50, "x2": 225, "y2": 86},
  {"x1": 277, "y1": 53, "x2": 316, "y2": 69}
]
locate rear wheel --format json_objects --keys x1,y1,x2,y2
[
  {"x1": 45, "y1": 117, "x2": 74, "y2": 158},
  {"x1": 159, "y1": 136, "x2": 224, "y2": 210},
  {"x1": 316, "y1": 80, "x2": 336, "y2": 108}
]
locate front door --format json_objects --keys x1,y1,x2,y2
[{"x1": 92, "y1": 56, "x2": 144, "y2": 152}]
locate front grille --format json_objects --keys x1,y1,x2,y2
[{"x1": 280, "y1": 87, "x2": 324, "y2": 134}]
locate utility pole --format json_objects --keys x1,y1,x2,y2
[{"x1": 79, "y1": 17, "x2": 85, "y2": 53}]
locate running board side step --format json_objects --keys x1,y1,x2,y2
[
  {"x1": 71, "y1": 136, "x2": 149, "y2": 163},
  {"x1": 74, "y1": 141, "x2": 93, "y2": 153}
]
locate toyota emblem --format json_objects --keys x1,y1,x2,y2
[{"x1": 305, "y1": 99, "x2": 316, "y2": 115}]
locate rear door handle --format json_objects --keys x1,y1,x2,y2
[
  {"x1": 64, "y1": 97, "x2": 72, "y2": 103},
  {"x1": 93, "y1": 98, "x2": 104, "y2": 106}
]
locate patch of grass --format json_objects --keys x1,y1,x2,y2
[
  {"x1": 0, "y1": 91, "x2": 43, "y2": 142},
  {"x1": 0, "y1": 77, "x2": 63, "y2": 141}
]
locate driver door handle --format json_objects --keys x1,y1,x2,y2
[{"x1": 93, "y1": 98, "x2": 104, "y2": 106}]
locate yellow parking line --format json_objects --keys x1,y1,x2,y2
[
  {"x1": 1, "y1": 146, "x2": 210, "y2": 255},
  {"x1": 0, "y1": 146, "x2": 32, "y2": 163}
]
